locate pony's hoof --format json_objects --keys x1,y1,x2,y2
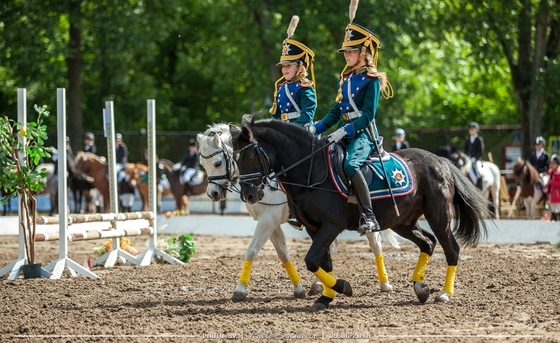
[
  {"x1": 308, "y1": 295, "x2": 332, "y2": 311},
  {"x1": 231, "y1": 291, "x2": 247, "y2": 302},
  {"x1": 413, "y1": 282, "x2": 430, "y2": 303},
  {"x1": 307, "y1": 283, "x2": 324, "y2": 296},
  {"x1": 341, "y1": 280, "x2": 353, "y2": 297},
  {"x1": 293, "y1": 283, "x2": 306, "y2": 299},
  {"x1": 379, "y1": 282, "x2": 393, "y2": 292},
  {"x1": 434, "y1": 291, "x2": 451, "y2": 303}
]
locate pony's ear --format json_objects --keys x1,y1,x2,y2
[
  {"x1": 212, "y1": 133, "x2": 221, "y2": 148},
  {"x1": 229, "y1": 124, "x2": 241, "y2": 138},
  {"x1": 196, "y1": 133, "x2": 204, "y2": 145},
  {"x1": 241, "y1": 125, "x2": 253, "y2": 141}
]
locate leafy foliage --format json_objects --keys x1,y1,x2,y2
[
  {"x1": 0, "y1": 104, "x2": 52, "y2": 264},
  {"x1": 156, "y1": 234, "x2": 196, "y2": 263},
  {"x1": 0, "y1": 0, "x2": 559, "y2": 161}
]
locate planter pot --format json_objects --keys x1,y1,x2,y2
[{"x1": 21, "y1": 263, "x2": 42, "y2": 279}]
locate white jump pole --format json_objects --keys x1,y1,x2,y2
[
  {"x1": 136, "y1": 99, "x2": 183, "y2": 265},
  {"x1": 92, "y1": 101, "x2": 142, "y2": 267},
  {"x1": 0, "y1": 88, "x2": 29, "y2": 280},
  {"x1": 45, "y1": 88, "x2": 99, "y2": 279}
]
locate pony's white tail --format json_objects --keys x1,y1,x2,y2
[{"x1": 383, "y1": 229, "x2": 401, "y2": 249}]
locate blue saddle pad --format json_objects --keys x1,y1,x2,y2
[{"x1": 328, "y1": 149, "x2": 415, "y2": 200}]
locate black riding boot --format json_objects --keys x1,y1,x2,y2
[
  {"x1": 552, "y1": 213, "x2": 559, "y2": 222},
  {"x1": 350, "y1": 171, "x2": 380, "y2": 234},
  {"x1": 287, "y1": 213, "x2": 304, "y2": 231},
  {"x1": 184, "y1": 183, "x2": 193, "y2": 197}
]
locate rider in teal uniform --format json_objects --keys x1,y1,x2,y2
[
  {"x1": 269, "y1": 15, "x2": 316, "y2": 127},
  {"x1": 307, "y1": 8, "x2": 392, "y2": 234}
]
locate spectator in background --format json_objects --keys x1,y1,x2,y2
[
  {"x1": 546, "y1": 154, "x2": 560, "y2": 222},
  {"x1": 529, "y1": 136, "x2": 549, "y2": 175},
  {"x1": 83, "y1": 132, "x2": 97, "y2": 154},
  {"x1": 391, "y1": 128, "x2": 410, "y2": 152},
  {"x1": 464, "y1": 121, "x2": 484, "y2": 185}
]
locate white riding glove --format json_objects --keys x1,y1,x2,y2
[
  {"x1": 328, "y1": 127, "x2": 347, "y2": 143},
  {"x1": 305, "y1": 123, "x2": 317, "y2": 135}
]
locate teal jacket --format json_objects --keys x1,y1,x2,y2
[{"x1": 315, "y1": 70, "x2": 381, "y2": 138}]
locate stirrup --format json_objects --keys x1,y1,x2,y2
[
  {"x1": 287, "y1": 219, "x2": 304, "y2": 231},
  {"x1": 357, "y1": 217, "x2": 380, "y2": 235}
]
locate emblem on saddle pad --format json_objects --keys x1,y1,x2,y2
[{"x1": 328, "y1": 144, "x2": 414, "y2": 200}]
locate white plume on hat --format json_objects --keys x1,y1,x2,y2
[{"x1": 287, "y1": 15, "x2": 299, "y2": 38}]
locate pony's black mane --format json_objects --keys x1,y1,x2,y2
[{"x1": 248, "y1": 118, "x2": 325, "y2": 152}]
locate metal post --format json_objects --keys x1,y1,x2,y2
[
  {"x1": 136, "y1": 100, "x2": 183, "y2": 265},
  {"x1": 44, "y1": 88, "x2": 98, "y2": 279}
]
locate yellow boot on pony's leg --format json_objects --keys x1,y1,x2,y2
[
  {"x1": 411, "y1": 252, "x2": 431, "y2": 303},
  {"x1": 435, "y1": 265, "x2": 456, "y2": 303}
]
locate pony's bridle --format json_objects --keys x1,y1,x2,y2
[
  {"x1": 234, "y1": 137, "x2": 272, "y2": 194},
  {"x1": 199, "y1": 131, "x2": 237, "y2": 191}
]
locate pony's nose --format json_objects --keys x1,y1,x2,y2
[
  {"x1": 246, "y1": 194, "x2": 256, "y2": 204},
  {"x1": 208, "y1": 190, "x2": 220, "y2": 201}
]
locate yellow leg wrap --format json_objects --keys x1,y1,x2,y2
[
  {"x1": 322, "y1": 272, "x2": 336, "y2": 298},
  {"x1": 238, "y1": 260, "x2": 253, "y2": 286},
  {"x1": 375, "y1": 254, "x2": 388, "y2": 283},
  {"x1": 443, "y1": 265, "x2": 457, "y2": 296},
  {"x1": 313, "y1": 268, "x2": 337, "y2": 288},
  {"x1": 282, "y1": 261, "x2": 301, "y2": 285},
  {"x1": 411, "y1": 252, "x2": 431, "y2": 283}
]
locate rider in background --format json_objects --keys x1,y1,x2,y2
[
  {"x1": 529, "y1": 136, "x2": 549, "y2": 176},
  {"x1": 175, "y1": 139, "x2": 199, "y2": 196},
  {"x1": 464, "y1": 122, "x2": 484, "y2": 186},
  {"x1": 83, "y1": 132, "x2": 97, "y2": 154},
  {"x1": 52, "y1": 136, "x2": 75, "y2": 176},
  {"x1": 307, "y1": 3, "x2": 392, "y2": 234},
  {"x1": 269, "y1": 15, "x2": 316, "y2": 128},
  {"x1": 115, "y1": 133, "x2": 128, "y2": 183},
  {"x1": 391, "y1": 128, "x2": 410, "y2": 152}
]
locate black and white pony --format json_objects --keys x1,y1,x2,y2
[
  {"x1": 197, "y1": 123, "x2": 399, "y2": 301},
  {"x1": 230, "y1": 118, "x2": 491, "y2": 310}
]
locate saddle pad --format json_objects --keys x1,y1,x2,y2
[{"x1": 328, "y1": 150, "x2": 415, "y2": 200}]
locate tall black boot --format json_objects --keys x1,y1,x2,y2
[
  {"x1": 350, "y1": 171, "x2": 380, "y2": 234},
  {"x1": 184, "y1": 183, "x2": 193, "y2": 197},
  {"x1": 553, "y1": 213, "x2": 559, "y2": 222},
  {"x1": 287, "y1": 213, "x2": 304, "y2": 231}
]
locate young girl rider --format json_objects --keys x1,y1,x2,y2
[
  {"x1": 269, "y1": 15, "x2": 316, "y2": 128},
  {"x1": 307, "y1": 0, "x2": 393, "y2": 234}
]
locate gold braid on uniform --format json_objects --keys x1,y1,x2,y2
[
  {"x1": 335, "y1": 64, "x2": 349, "y2": 103},
  {"x1": 269, "y1": 75, "x2": 285, "y2": 115}
]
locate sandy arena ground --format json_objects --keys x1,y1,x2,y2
[{"x1": 1, "y1": 234, "x2": 560, "y2": 342}]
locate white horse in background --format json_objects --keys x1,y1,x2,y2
[
  {"x1": 451, "y1": 151, "x2": 501, "y2": 219},
  {"x1": 197, "y1": 123, "x2": 400, "y2": 301}
]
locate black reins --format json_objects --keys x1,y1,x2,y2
[{"x1": 234, "y1": 137, "x2": 336, "y2": 193}]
